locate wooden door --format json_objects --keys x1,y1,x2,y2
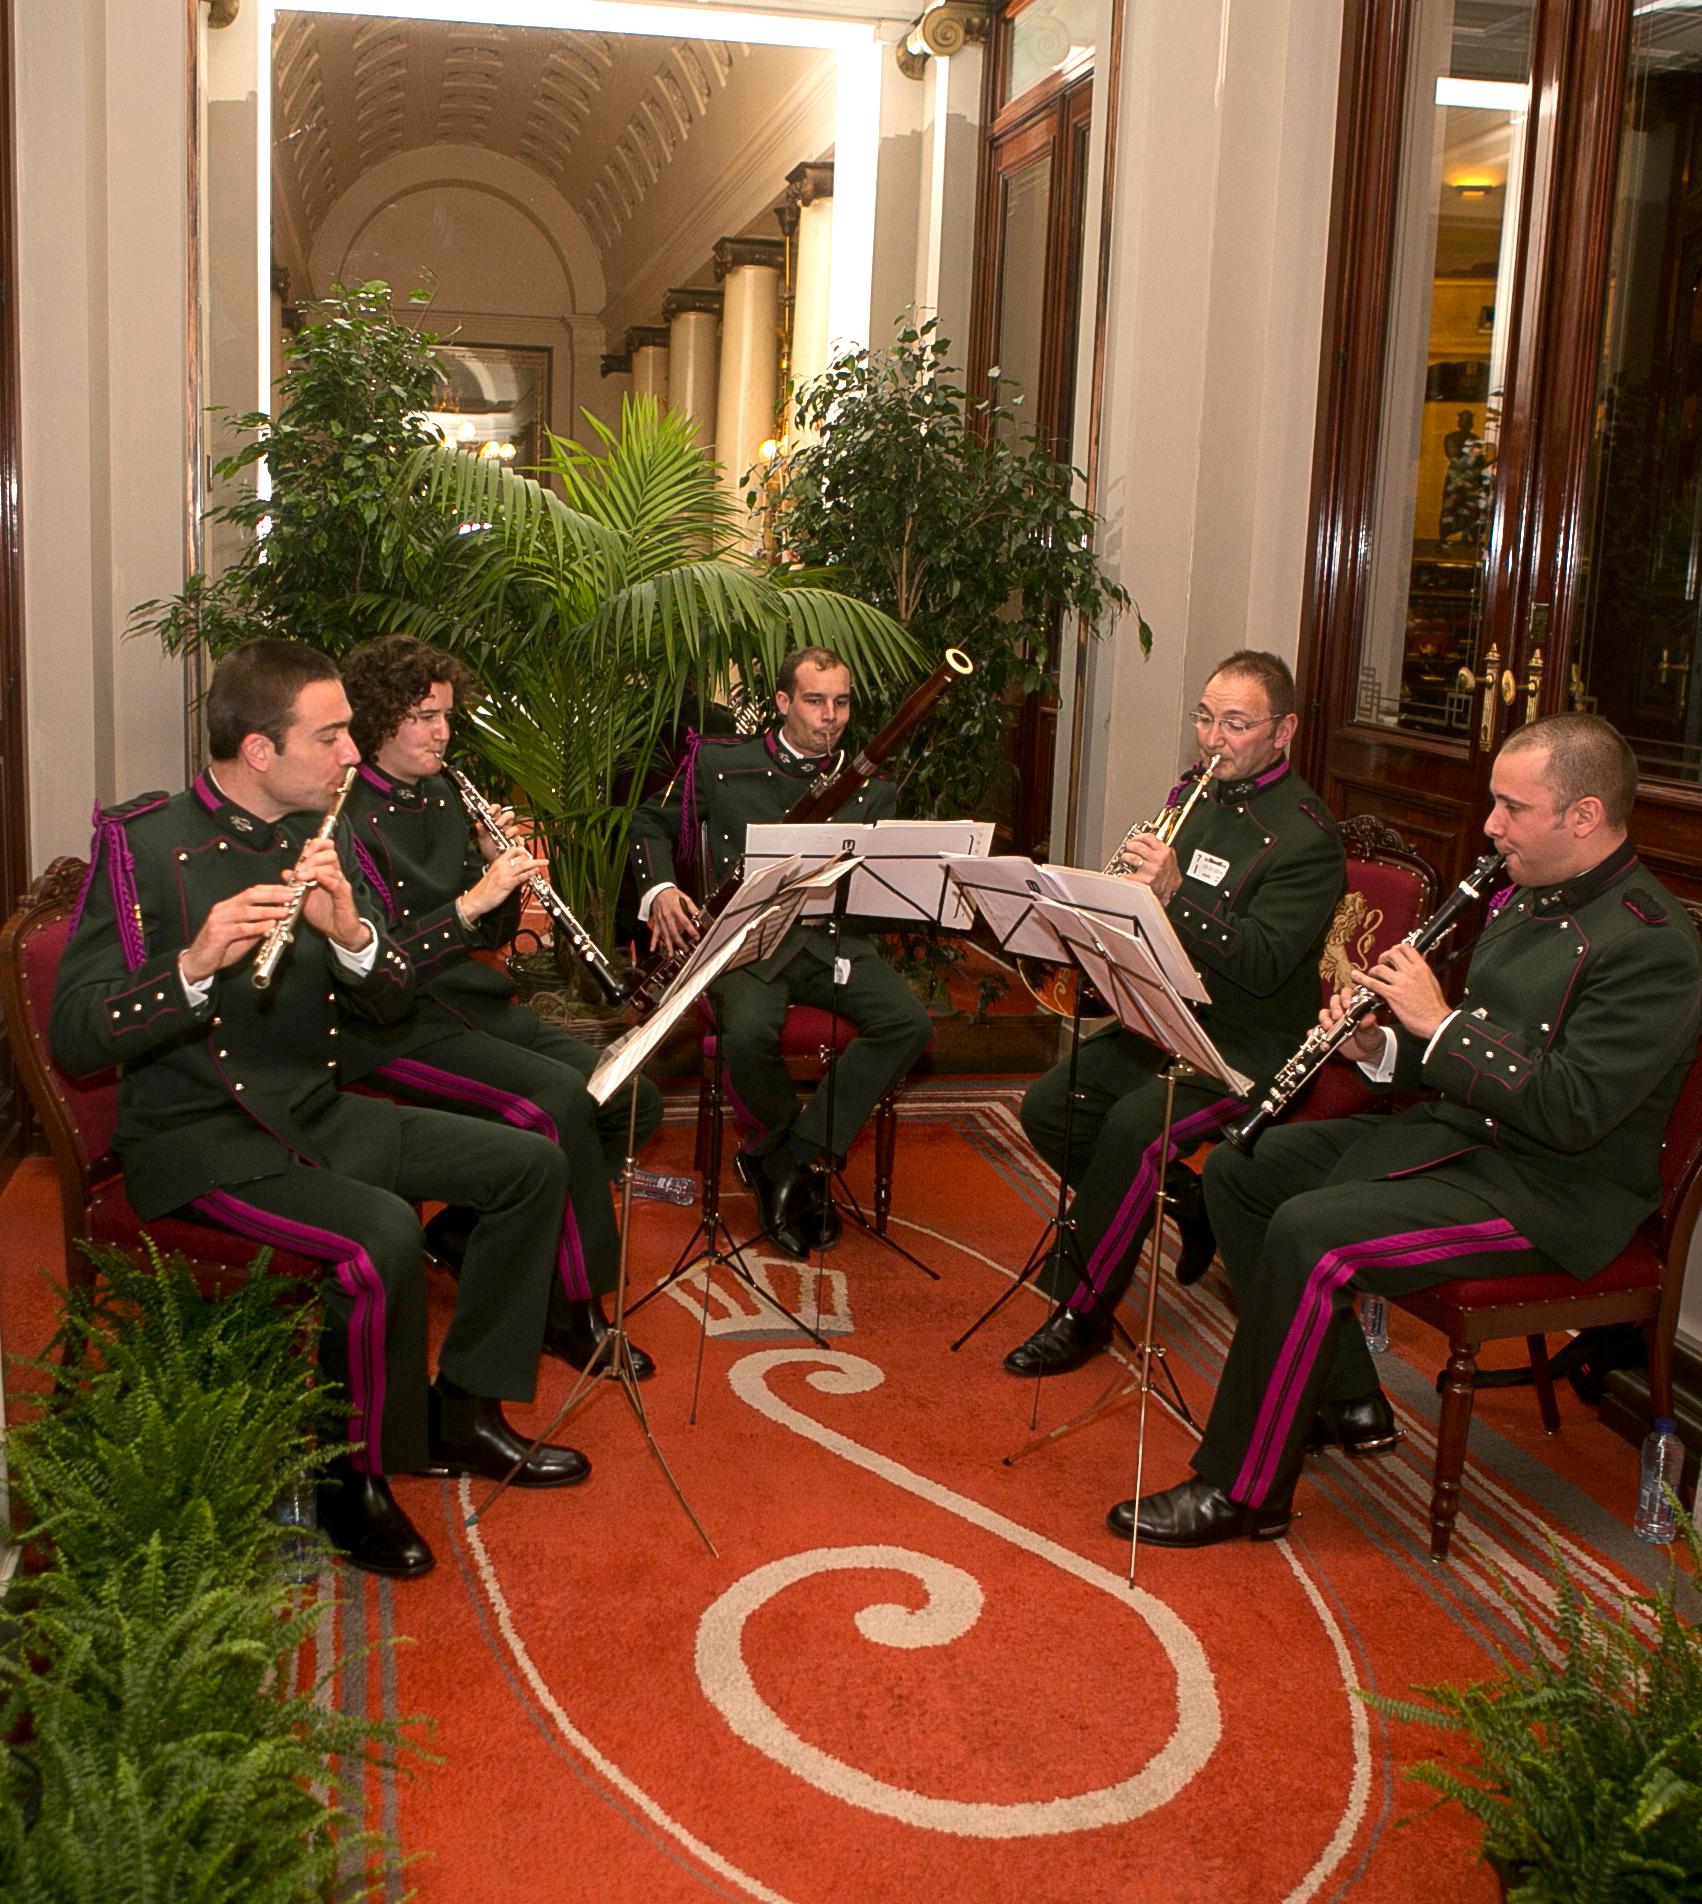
[{"x1": 1301, "y1": 0, "x2": 1702, "y2": 901}]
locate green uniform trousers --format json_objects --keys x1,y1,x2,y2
[
  {"x1": 366, "y1": 1009, "x2": 662, "y2": 1300},
  {"x1": 189, "y1": 1102, "x2": 567, "y2": 1475},
  {"x1": 1020, "y1": 1028, "x2": 1245, "y2": 1314},
  {"x1": 712, "y1": 934, "x2": 932, "y2": 1163},
  {"x1": 1195, "y1": 1119, "x2": 1559, "y2": 1510}
]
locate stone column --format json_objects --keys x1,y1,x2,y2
[
  {"x1": 662, "y1": 287, "x2": 723, "y2": 456},
  {"x1": 786, "y1": 163, "x2": 835, "y2": 402},
  {"x1": 625, "y1": 325, "x2": 671, "y2": 405},
  {"x1": 712, "y1": 235, "x2": 784, "y2": 515}
]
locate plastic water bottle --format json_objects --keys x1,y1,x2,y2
[
  {"x1": 1634, "y1": 1418, "x2": 1684, "y2": 1544},
  {"x1": 1359, "y1": 1294, "x2": 1389, "y2": 1354},
  {"x1": 271, "y1": 1481, "x2": 319, "y2": 1584},
  {"x1": 628, "y1": 1166, "x2": 696, "y2": 1207}
]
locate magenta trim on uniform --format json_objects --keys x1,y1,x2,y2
[
  {"x1": 194, "y1": 1190, "x2": 390, "y2": 1475},
  {"x1": 373, "y1": 1057, "x2": 593, "y2": 1301},
  {"x1": 675, "y1": 729, "x2": 705, "y2": 874},
  {"x1": 1232, "y1": 1218, "x2": 1532, "y2": 1505},
  {"x1": 1251, "y1": 756, "x2": 1291, "y2": 790},
  {"x1": 357, "y1": 762, "x2": 394, "y2": 794},
  {"x1": 105, "y1": 812, "x2": 149, "y2": 971},
  {"x1": 1067, "y1": 1097, "x2": 1241, "y2": 1313},
  {"x1": 192, "y1": 771, "x2": 223, "y2": 815},
  {"x1": 352, "y1": 838, "x2": 395, "y2": 918}
]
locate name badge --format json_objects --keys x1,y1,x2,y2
[
  {"x1": 1187, "y1": 849, "x2": 1231, "y2": 888},
  {"x1": 834, "y1": 957, "x2": 852, "y2": 987}
]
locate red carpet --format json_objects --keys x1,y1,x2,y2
[{"x1": 0, "y1": 1084, "x2": 1676, "y2": 1902}]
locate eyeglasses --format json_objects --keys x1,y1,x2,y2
[{"x1": 1191, "y1": 710, "x2": 1280, "y2": 739}]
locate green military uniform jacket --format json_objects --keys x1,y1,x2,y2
[
  {"x1": 337, "y1": 761, "x2": 529, "y2": 1075},
  {"x1": 50, "y1": 772, "x2": 415, "y2": 1221},
  {"x1": 628, "y1": 728, "x2": 897, "y2": 980},
  {"x1": 1159, "y1": 756, "x2": 1347, "y2": 1085},
  {"x1": 1343, "y1": 840, "x2": 1702, "y2": 1277}
]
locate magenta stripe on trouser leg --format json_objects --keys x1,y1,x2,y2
[
  {"x1": 193, "y1": 1191, "x2": 390, "y2": 1475},
  {"x1": 374, "y1": 1057, "x2": 594, "y2": 1302},
  {"x1": 1067, "y1": 1097, "x2": 1240, "y2": 1312},
  {"x1": 1232, "y1": 1218, "x2": 1532, "y2": 1505}
]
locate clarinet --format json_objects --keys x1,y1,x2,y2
[
  {"x1": 445, "y1": 765, "x2": 632, "y2": 1008},
  {"x1": 251, "y1": 767, "x2": 357, "y2": 991},
  {"x1": 624, "y1": 648, "x2": 974, "y2": 1019},
  {"x1": 1224, "y1": 849, "x2": 1507, "y2": 1151}
]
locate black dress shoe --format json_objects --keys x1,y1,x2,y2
[
  {"x1": 1306, "y1": 1390, "x2": 1400, "y2": 1457},
  {"x1": 1164, "y1": 1167, "x2": 1217, "y2": 1287},
  {"x1": 543, "y1": 1297, "x2": 656, "y2": 1381},
  {"x1": 1106, "y1": 1477, "x2": 1291, "y2": 1547},
  {"x1": 735, "y1": 1150, "x2": 812, "y2": 1259},
  {"x1": 425, "y1": 1376, "x2": 590, "y2": 1488},
  {"x1": 1003, "y1": 1307, "x2": 1112, "y2": 1377},
  {"x1": 317, "y1": 1457, "x2": 435, "y2": 1579},
  {"x1": 422, "y1": 1206, "x2": 472, "y2": 1275}
]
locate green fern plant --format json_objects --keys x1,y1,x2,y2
[{"x1": 1363, "y1": 1511, "x2": 1702, "y2": 1901}]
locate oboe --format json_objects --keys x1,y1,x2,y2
[
  {"x1": 252, "y1": 766, "x2": 358, "y2": 991},
  {"x1": 1224, "y1": 848, "x2": 1507, "y2": 1150},
  {"x1": 445, "y1": 765, "x2": 632, "y2": 1008}
]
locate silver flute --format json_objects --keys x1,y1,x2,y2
[
  {"x1": 252, "y1": 765, "x2": 358, "y2": 991},
  {"x1": 444, "y1": 764, "x2": 632, "y2": 1007}
]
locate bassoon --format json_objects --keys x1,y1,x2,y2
[
  {"x1": 624, "y1": 648, "x2": 974, "y2": 1018},
  {"x1": 1224, "y1": 848, "x2": 1507, "y2": 1150}
]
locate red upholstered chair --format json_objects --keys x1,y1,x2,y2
[
  {"x1": 1392, "y1": 973, "x2": 1702, "y2": 1561},
  {"x1": 0, "y1": 858, "x2": 324, "y2": 1349},
  {"x1": 695, "y1": 1003, "x2": 922, "y2": 1237},
  {"x1": 1289, "y1": 814, "x2": 1439, "y2": 1125}
]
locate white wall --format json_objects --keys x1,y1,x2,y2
[{"x1": 15, "y1": 0, "x2": 195, "y2": 871}]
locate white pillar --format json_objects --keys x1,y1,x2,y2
[
  {"x1": 663, "y1": 289, "x2": 722, "y2": 455},
  {"x1": 787, "y1": 163, "x2": 835, "y2": 400},
  {"x1": 712, "y1": 237, "x2": 784, "y2": 516},
  {"x1": 625, "y1": 326, "x2": 670, "y2": 405}
]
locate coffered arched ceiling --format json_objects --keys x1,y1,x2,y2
[{"x1": 271, "y1": 9, "x2": 834, "y2": 325}]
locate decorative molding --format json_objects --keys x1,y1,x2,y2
[
  {"x1": 713, "y1": 234, "x2": 784, "y2": 280},
  {"x1": 896, "y1": 0, "x2": 989, "y2": 77},
  {"x1": 662, "y1": 286, "x2": 724, "y2": 322},
  {"x1": 207, "y1": 0, "x2": 240, "y2": 26},
  {"x1": 601, "y1": 351, "x2": 632, "y2": 377},
  {"x1": 786, "y1": 160, "x2": 834, "y2": 207},
  {"x1": 624, "y1": 324, "x2": 670, "y2": 354}
]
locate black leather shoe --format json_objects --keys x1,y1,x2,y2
[
  {"x1": 735, "y1": 1150, "x2": 812, "y2": 1259},
  {"x1": 317, "y1": 1457, "x2": 435, "y2": 1579},
  {"x1": 1307, "y1": 1390, "x2": 1400, "y2": 1457},
  {"x1": 425, "y1": 1377, "x2": 590, "y2": 1488},
  {"x1": 802, "y1": 1173, "x2": 842, "y2": 1251},
  {"x1": 1106, "y1": 1477, "x2": 1291, "y2": 1547},
  {"x1": 543, "y1": 1297, "x2": 656, "y2": 1381},
  {"x1": 422, "y1": 1206, "x2": 472, "y2": 1275},
  {"x1": 1165, "y1": 1167, "x2": 1217, "y2": 1287},
  {"x1": 1003, "y1": 1308, "x2": 1112, "y2": 1377}
]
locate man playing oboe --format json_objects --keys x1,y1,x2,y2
[
  {"x1": 339, "y1": 634, "x2": 664, "y2": 1379},
  {"x1": 1121, "y1": 714, "x2": 1701, "y2": 1548},
  {"x1": 630, "y1": 646, "x2": 933, "y2": 1259},
  {"x1": 51, "y1": 640, "x2": 590, "y2": 1581}
]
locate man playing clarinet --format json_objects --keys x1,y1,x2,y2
[
  {"x1": 50, "y1": 640, "x2": 589, "y2": 1580},
  {"x1": 1006, "y1": 650, "x2": 1346, "y2": 1377},
  {"x1": 1124, "y1": 714, "x2": 1701, "y2": 1548},
  {"x1": 630, "y1": 646, "x2": 933, "y2": 1258},
  {"x1": 338, "y1": 634, "x2": 664, "y2": 1378}
]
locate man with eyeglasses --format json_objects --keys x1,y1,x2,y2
[{"x1": 1005, "y1": 649, "x2": 1346, "y2": 1377}]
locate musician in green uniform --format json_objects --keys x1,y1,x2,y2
[
  {"x1": 629, "y1": 646, "x2": 933, "y2": 1258},
  {"x1": 50, "y1": 641, "x2": 589, "y2": 1582},
  {"x1": 338, "y1": 634, "x2": 663, "y2": 1379},
  {"x1": 1007, "y1": 651, "x2": 1346, "y2": 1377},
  {"x1": 1121, "y1": 713, "x2": 1702, "y2": 1548}
]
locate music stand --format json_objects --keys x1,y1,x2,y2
[
  {"x1": 741, "y1": 820, "x2": 992, "y2": 1282},
  {"x1": 466, "y1": 850, "x2": 857, "y2": 1547},
  {"x1": 1002, "y1": 901, "x2": 1250, "y2": 1580}
]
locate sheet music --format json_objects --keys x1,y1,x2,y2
[{"x1": 746, "y1": 820, "x2": 993, "y2": 929}]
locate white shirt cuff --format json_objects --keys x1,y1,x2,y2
[
  {"x1": 329, "y1": 923, "x2": 378, "y2": 975},
  {"x1": 637, "y1": 881, "x2": 676, "y2": 924},
  {"x1": 1421, "y1": 1008, "x2": 1460, "y2": 1063}
]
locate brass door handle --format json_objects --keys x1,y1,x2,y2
[
  {"x1": 1455, "y1": 642, "x2": 1507, "y2": 750},
  {"x1": 1524, "y1": 646, "x2": 1544, "y2": 723}
]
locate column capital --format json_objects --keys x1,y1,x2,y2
[
  {"x1": 786, "y1": 161, "x2": 835, "y2": 208},
  {"x1": 600, "y1": 352, "x2": 632, "y2": 378},
  {"x1": 713, "y1": 235, "x2": 785, "y2": 281},
  {"x1": 662, "y1": 286, "x2": 725, "y2": 323},
  {"x1": 624, "y1": 325, "x2": 671, "y2": 354}
]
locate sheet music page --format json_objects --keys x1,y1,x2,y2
[
  {"x1": 746, "y1": 820, "x2": 992, "y2": 928},
  {"x1": 1040, "y1": 864, "x2": 1208, "y2": 1004},
  {"x1": 940, "y1": 855, "x2": 1071, "y2": 961}
]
